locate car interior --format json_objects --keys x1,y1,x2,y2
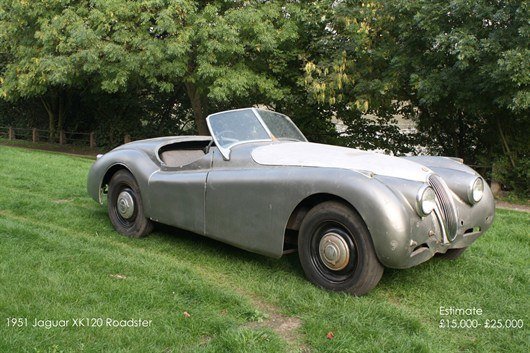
[{"x1": 158, "y1": 139, "x2": 214, "y2": 167}]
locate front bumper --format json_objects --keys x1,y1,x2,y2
[{"x1": 391, "y1": 186, "x2": 495, "y2": 269}]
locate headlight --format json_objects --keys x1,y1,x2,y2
[
  {"x1": 417, "y1": 186, "x2": 436, "y2": 216},
  {"x1": 468, "y1": 177, "x2": 484, "y2": 204}
]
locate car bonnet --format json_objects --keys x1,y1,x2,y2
[{"x1": 251, "y1": 141, "x2": 432, "y2": 182}]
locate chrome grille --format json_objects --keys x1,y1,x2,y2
[{"x1": 428, "y1": 174, "x2": 458, "y2": 241}]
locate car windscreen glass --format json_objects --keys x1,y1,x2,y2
[
  {"x1": 257, "y1": 110, "x2": 307, "y2": 142},
  {"x1": 208, "y1": 109, "x2": 271, "y2": 149}
]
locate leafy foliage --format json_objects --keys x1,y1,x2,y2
[
  {"x1": 0, "y1": 0, "x2": 528, "y2": 194},
  {"x1": 0, "y1": 0, "x2": 302, "y2": 136},
  {"x1": 304, "y1": 0, "x2": 529, "y2": 191}
]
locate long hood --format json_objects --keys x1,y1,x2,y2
[{"x1": 251, "y1": 142, "x2": 432, "y2": 182}]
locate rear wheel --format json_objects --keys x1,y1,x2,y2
[
  {"x1": 108, "y1": 170, "x2": 153, "y2": 238},
  {"x1": 298, "y1": 201, "x2": 383, "y2": 296}
]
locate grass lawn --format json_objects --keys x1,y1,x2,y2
[
  {"x1": 0, "y1": 145, "x2": 528, "y2": 353},
  {"x1": 0, "y1": 137, "x2": 101, "y2": 157}
]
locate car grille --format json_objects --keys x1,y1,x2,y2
[{"x1": 429, "y1": 174, "x2": 458, "y2": 241}]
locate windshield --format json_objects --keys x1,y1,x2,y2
[
  {"x1": 207, "y1": 108, "x2": 307, "y2": 158},
  {"x1": 256, "y1": 109, "x2": 307, "y2": 142},
  {"x1": 207, "y1": 109, "x2": 271, "y2": 148}
]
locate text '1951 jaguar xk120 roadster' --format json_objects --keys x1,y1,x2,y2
[{"x1": 88, "y1": 108, "x2": 495, "y2": 295}]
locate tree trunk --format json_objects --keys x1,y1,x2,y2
[
  {"x1": 41, "y1": 90, "x2": 67, "y2": 143},
  {"x1": 185, "y1": 82, "x2": 209, "y2": 135},
  {"x1": 57, "y1": 91, "x2": 65, "y2": 132},
  {"x1": 457, "y1": 112, "x2": 466, "y2": 158},
  {"x1": 451, "y1": 118, "x2": 459, "y2": 157},
  {"x1": 41, "y1": 97, "x2": 56, "y2": 142},
  {"x1": 496, "y1": 118, "x2": 516, "y2": 168}
]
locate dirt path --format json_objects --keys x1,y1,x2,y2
[
  {"x1": 193, "y1": 266, "x2": 308, "y2": 352},
  {"x1": 496, "y1": 201, "x2": 530, "y2": 213},
  {"x1": 242, "y1": 292, "x2": 308, "y2": 352}
]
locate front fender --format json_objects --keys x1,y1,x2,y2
[
  {"x1": 335, "y1": 174, "x2": 420, "y2": 268},
  {"x1": 277, "y1": 167, "x2": 493, "y2": 269},
  {"x1": 87, "y1": 149, "x2": 159, "y2": 215},
  {"x1": 273, "y1": 168, "x2": 419, "y2": 267}
]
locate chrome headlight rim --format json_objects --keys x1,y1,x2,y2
[
  {"x1": 468, "y1": 177, "x2": 484, "y2": 204},
  {"x1": 416, "y1": 185, "x2": 437, "y2": 217}
]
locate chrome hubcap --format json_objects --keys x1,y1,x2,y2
[
  {"x1": 117, "y1": 191, "x2": 134, "y2": 219},
  {"x1": 319, "y1": 232, "x2": 350, "y2": 271}
]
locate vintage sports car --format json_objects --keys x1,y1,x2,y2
[{"x1": 88, "y1": 108, "x2": 495, "y2": 295}]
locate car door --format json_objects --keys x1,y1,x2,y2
[
  {"x1": 204, "y1": 147, "x2": 284, "y2": 258},
  {"x1": 147, "y1": 151, "x2": 213, "y2": 235}
]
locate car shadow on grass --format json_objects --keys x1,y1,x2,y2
[
  {"x1": 151, "y1": 222, "x2": 306, "y2": 276},
  {"x1": 146, "y1": 222, "x2": 454, "y2": 298},
  {"x1": 93, "y1": 203, "x2": 457, "y2": 297}
]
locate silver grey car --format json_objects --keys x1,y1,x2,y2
[{"x1": 87, "y1": 108, "x2": 495, "y2": 295}]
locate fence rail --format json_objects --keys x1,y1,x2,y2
[
  {"x1": 0, "y1": 126, "x2": 134, "y2": 148},
  {"x1": 0, "y1": 126, "x2": 493, "y2": 179},
  {"x1": 0, "y1": 126, "x2": 97, "y2": 147}
]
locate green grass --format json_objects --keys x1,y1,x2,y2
[
  {"x1": 0, "y1": 145, "x2": 528, "y2": 353},
  {"x1": 0, "y1": 137, "x2": 101, "y2": 157}
]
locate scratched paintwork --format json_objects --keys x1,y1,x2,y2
[{"x1": 87, "y1": 108, "x2": 495, "y2": 269}]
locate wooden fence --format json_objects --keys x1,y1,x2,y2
[
  {"x1": 0, "y1": 126, "x2": 96, "y2": 147},
  {"x1": 0, "y1": 126, "x2": 493, "y2": 180},
  {"x1": 0, "y1": 127, "x2": 134, "y2": 147}
]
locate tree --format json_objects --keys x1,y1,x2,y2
[
  {"x1": 181, "y1": 1, "x2": 302, "y2": 134},
  {"x1": 0, "y1": 1, "x2": 304, "y2": 136},
  {"x1": 302, "y1": 1, "x2": 419, "y2": 154},
  {"x1": 384, "y1": 0, "x2": 528, "y2": 158},
  {"x1": 303, "y1": 0, "x2": 528, "y2": 193},
  {"x1": 380, "y1": 0, "x2": 528, "y2": 195},
  {"x1": 0, "y1": 0, "x2": 194, "y2": 139}
]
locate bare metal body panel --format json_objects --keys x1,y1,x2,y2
[{"x1": 88, "y1": 117, "x2": 495, "y2": 269}]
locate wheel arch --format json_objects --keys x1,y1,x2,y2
[
  {"x1": 277, "y1": 171, "x2": 414, "y2": 269},
  {"x1": 283, "y1": 193, "x2": 370, "y2": 253},
  {"x1": 87, "y1": 149, "x2": 159, "y2": 213},
  {"x1": 285, "y1": 193, "x2": 361, "y2": 231},
  {"x1": 102, "y1": 163, "x2": 131, "y2": 191}
]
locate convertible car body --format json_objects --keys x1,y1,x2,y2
[{"x1": 88, "y1": 108, "x2": 495, "y2": 295}]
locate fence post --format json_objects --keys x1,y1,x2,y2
[
  {"x1": 89, "y1": 132, "x2": 96, "y2": 148},
  {"x1": 59, "y1": 130, "x2": 66, "y2": 145},
  {"x1": 32, "y1": 128, "x2": 38, "y2": 142},
  {"x1": 124, "y1": 134, "x2": 131, "y2": 144},
  {"x1": 8, "y1": 127, "x2": 14, "y2": 140}
]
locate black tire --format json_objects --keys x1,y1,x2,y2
[
  {"x1": 298, "y1": 201, "x2": 384, "y2": 296},
  {"x1": 436, "y1": 247, "x2": 467, "y2": 260},
  {"x1": 107, "y1": 170, "x2": 153, "y2": 238}
]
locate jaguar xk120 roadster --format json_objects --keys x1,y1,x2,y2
[{"x1": 88, "y1": 108, "x2": 495, "y2": 295}]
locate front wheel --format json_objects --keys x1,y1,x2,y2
[
  {"x1": 298, "y1": 201, "x2": 384, "y2": 296},
  {"x1": 107, "y1": 170, "x2": 153, "y2": 238}
]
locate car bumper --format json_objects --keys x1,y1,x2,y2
[{"x1": 389, "y1": 187, "x2": 495, "y2": 269}]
